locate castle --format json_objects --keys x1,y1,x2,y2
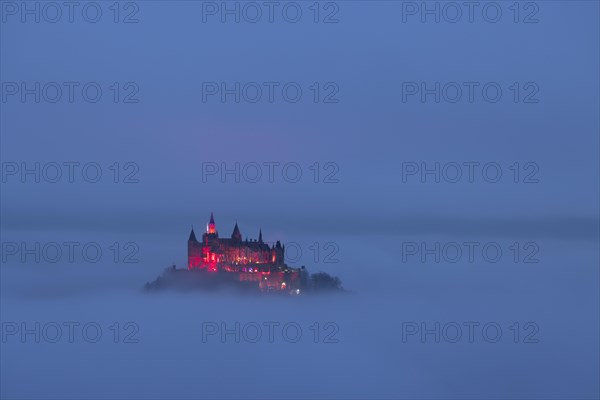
[{"x1": 187, "y1": 213, "x2": 303, "y2": 292}]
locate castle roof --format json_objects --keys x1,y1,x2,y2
[
  {"x1": 209, "y1": 212, "x2": 215, "y2": 224},
  {"x1": 188, "y1": 228, "x2": 197, "y2": 242}
]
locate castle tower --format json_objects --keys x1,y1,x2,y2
[
  {"x1": 188, "y1": 227, "x2": 202, "y2": 269},
  {"x1": 258, "y1": 229, "x2": 263, "y2": 244},
  {"x1": 273, "y1": 240, "x2": 285, "y2": 265}
]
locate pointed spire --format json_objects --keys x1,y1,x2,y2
[
  {"x1": 208, "y1": 212, "x2": 216, "y2": 234},
  {"x1": 231, "y1": 221, "x2": 242, "y2": 241},
  {"x1": 188, "y1": 226, "x2": 197, "y2": 242},
  {"x1": 258, "y1": 228, "x2": 263, "y2": 243}
]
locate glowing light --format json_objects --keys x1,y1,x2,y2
[{"x1": 188, "y1": 215, "x2": 303, "y2": 291}]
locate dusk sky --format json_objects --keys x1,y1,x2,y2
[{"x1": 1, "y1": 1, "x2": 599, "y2": 399}]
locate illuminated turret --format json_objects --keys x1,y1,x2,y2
[
  {"x1": 207, "y1": 212, "x2": 218, "y2": 236},
  {"x1": 187, "y1": 227, "x2": 201, "y2": 269},
  {"x1": 272, "y1": 240, "x2": 285, "y2": 265}
]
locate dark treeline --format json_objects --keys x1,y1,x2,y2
[{"x1": 144, "y1": 266, "x2": 345, "y2": 295}]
